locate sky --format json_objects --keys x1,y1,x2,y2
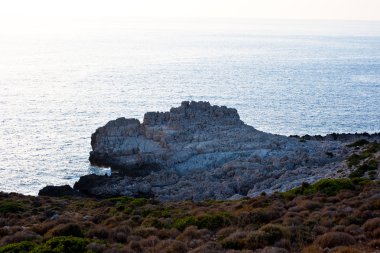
[{"x1": 0, "y1": 0, "x2": 380, "y2": 21}]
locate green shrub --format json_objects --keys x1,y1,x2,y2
[
  {"x1": 130, "y1": 198, "x2": 147, "y2": 206},
  {"x1": 347, "y1": 142, "x2": 380, "y2": 167},
  {"x1": 106, "y1": 196, "x2": 146, "y2": 207},
  {"x1": 363, "y1": 142, "x2": 380, "y2": 156},
  {"x1": 172, "y1": 212, "x2": 232, "y2": 231},
  {"x1": 142, "y1": 206, "x2": 178, "y2": 218},
  {"x1": 142, "y1": 217, "x2": 166, "y2": 229},
  {"x1": 0, "y1": 241, "x2": 36, "y2": 253},
  {"x1": 172, "y1": 216, "x2": 197, "y2": 231},
  {"x1": 350, "y1": 177, "x2": 372, "y2": 185},
  {"x1": 309, "y1": 179, "x2": 355, "y2": 196},
  {"x1": 0, "y1": 201, "x2": 26, "y2": 214},
  {"x1": 196, "y1": 212, "x2": 232, "y2": 230},
  {"x1": 347, "y1": 139, "x2": 369, "y2": 147},
  {"x1": 349, "y1": 160, "x2": 379, "y2": 179},
  {"x1": 31, "y1": 236, "x2": 89, "y2": 253},
  {"x1": 347, "y1": 154, "x2": 363, "y2": 167},
  {"x1": 369, "y1": 170, "x2": 377, "y2": 180},
  {"x1": 284, "y1": 178, "x2": 355, "y2": 197}
]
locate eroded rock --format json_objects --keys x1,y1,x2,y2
[{"x1": 82, "y1": 101, "x2": 356, "y2": 201}]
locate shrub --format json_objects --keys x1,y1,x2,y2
[
  {"x1": 347, "y1": 139, "x2": 369, "y2": 147},
  {"x1": 245, "y1": 224, "x2": 290, "y2": 249},
  {"x1": 369, "y1": 239, "x2": 380, "y2": 248},
  {"x1": 0, "y1": 241, "x2": 36, "y2": 253},
  {"x1": 373, "y1": 227, "x2": 380, "y2": 238},
  {"x1": 142, "y1": 207, "x2": 177, "y2": 218},
  {"x1": 349, "y1": 160, "x2": 379, "y2": 179},
  {"x1": 188, "y1": 242, "x2": 222, "y2": 253},
  {"x1": 109, "y1": 223, "x2": 132, "y2": 243},
  {"x1": 154, "y1": 239, "x2": 188, "y2": 253},
  {"x1": 221, "y1": 231, "x2": 247, "y2": 250},
  {"x1": 32, "y1": 236, "x2": 89, "y2": 253},
  {"x1": 347, "y1": 154, "x2": 363, "y2": 167},
  {"x1": 176, "y1": 226, "x2": 211, "y2": 243},
  {"x1": 216, "y1": 226, "x2": 238, "y2": 240},
  {"x1": 362, "y1": 217, "x2": 380, "y2": 232},
  {"x1": 31, "y1": 221, "x2": 59, "y2": 235},
  {"x1": 112, "y1": 232, "x2": 128, "y2": 243},
  {"x1": 133, "y1": 227, "x2": 157, "y2": 238},
  {"x1": 106, "y1": 196, "x2": 147, "y2": 208},
  {"x1": 237, "y1": 208, "x2": 279, "y2": 227},
  {"x1": 196, "y1": 212, "x2": 231, "y2": 230},
  {"x1": 260, "y1": 247, "x2": 289, "y2": 253},
  {"x1": 344, "y1": 224, "x2": 363, "y2": 236},
  {"x1": 222, "y1": 239, "x2": 244, "y2": 250},
  {"x1": 172, "y1": 216, "x2": 197, "y2": 231},
  {"x1": 0, "y1": 231, "x2": 40, "y2": 246},
  {"x1": 245, "y1": 230, "x2": 269, "y2": 249},
  {"x1": 315, "y1": 232, "x2": 355, "y2": 248},
  {"x1": 172, "y1": 212, "x2": 231, "y2": 231},
  {"x1": 0, "y1": 201, "x2": 26, "y2": 214},
  {"x1": 300, "y1": 200, "x2": 322, "y2": 211},
  {"x1": 332, "y1": 247, "x2": 362, "y2": 253},
  {"x1": 347, "y1": 142, "x2": 380, "y2": 167},
  {"x1": 86, "y1": 242, "x2": 106, "y2": 253},
  {"x1": 285, "y1": 179, "x2": 355, "y2": 197},
  {"x1": 87, "y1": 226, "x2": 109, "y2": 239},
  {"x1": 45, "y1": 223, "x2": 83, "y2": 238},
  {"x1": 156, "y1": 228, "x2": 180, "y2": 240},
  {"x1": 142, "y1": 217, "x2": 166, "y2": 229},
  {"x1": 139, "y1": 235, "x2": 159, "y2": 248},
  {"x1": 301, "y1": 245, "x2": 323, "y2": 253}
]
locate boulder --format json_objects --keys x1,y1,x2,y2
[{"x1": 38, "y1": 185, "x2": 82, "y2": 197}]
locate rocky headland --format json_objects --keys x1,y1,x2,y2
[
  {"x1": 3, "y1": 101, "x2": 380, "y2": 253},
  {"x1": 48, "y1": 101, "x2": 379, "y2": 201}
]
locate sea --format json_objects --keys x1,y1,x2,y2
[{"x1": 0, "y1": 17, "x2": 379, "y2": 195}]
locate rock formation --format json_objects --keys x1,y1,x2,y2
[
  {"x1": 81, "y1": 101, "x2": 360, "y2": 201},
  {"x1": 39, "y1": 185, "x2": 83, "y2": 197}
]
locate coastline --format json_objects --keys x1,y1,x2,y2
[
  {"x1": 1, "y1": 102, "x2": 379, "y2": 252},
  {"x1": 36, "y1": 102, "x2": 380, "y2": 202}
]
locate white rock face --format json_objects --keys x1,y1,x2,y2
[{"x1": 88, "y1": 101, "x2": 348, "y2": 201}]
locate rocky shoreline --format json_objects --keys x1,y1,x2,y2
[{"x1": 40, "y1": 101, "x2": 380, "y2": 201}]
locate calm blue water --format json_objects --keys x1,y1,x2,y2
[{"x1": 0, "y1": 18, "x2": 379, "y2": 195}]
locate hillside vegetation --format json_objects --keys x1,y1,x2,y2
[{"x1": 0, "y1": 141, "x2": 379, "y2": 253}]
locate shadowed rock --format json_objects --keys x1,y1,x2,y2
[{"x1": 38, "y1": 185, "x2": 83, "y2": 197}]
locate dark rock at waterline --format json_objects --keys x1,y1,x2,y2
[
  {"x1": 73, "y1": 174, "x2": 115, "y2": 197},
  {"x1": 290, "y1": 132, "x2": 380, "y2": 142},
  {"x1": 73, "y1": 174, "x2": 155, "y2": 198},
  {"x1": 38, "y1": 185, "x2": 83, "y2": 197}
]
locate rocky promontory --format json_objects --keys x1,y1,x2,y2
[{"x1": 67, "y1": 101, "x2": 380, "y2": 201}]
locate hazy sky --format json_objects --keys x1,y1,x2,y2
[{"x1": 1, "y1": 0, "x2": 380, "y2": 21}]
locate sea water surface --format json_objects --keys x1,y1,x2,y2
[{"x1": 0, "y1": 18, "x2": 379, "y2": 195}]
